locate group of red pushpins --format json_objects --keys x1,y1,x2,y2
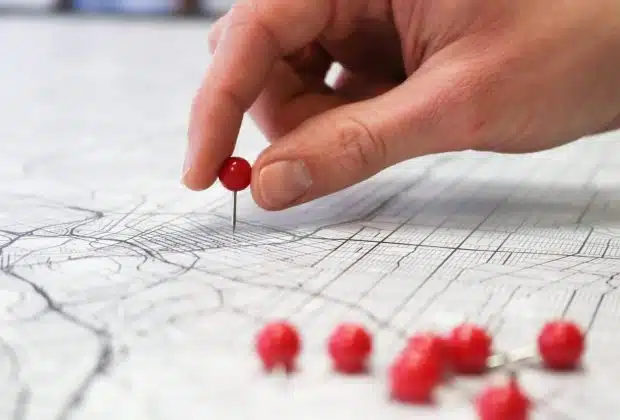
[
  {"x1": 217, "y1": 156, "x2": 253, "y2": 233},
  {"x1": 219, "y1": 158, "x2": 587, "y2": 417},
  {"x1": 255, "y1": 319, "x2": 585, "y2": 420}
]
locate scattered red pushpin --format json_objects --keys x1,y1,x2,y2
[
  {"x1": 405, "y1": 332, "x2": 448, "y2": 368},
  {"x1": 327, "y1": 323, "x2": 372, "y2": 374},
  {"x1": 389, "y1": 348, "x2": 442, "y2": 404},
  {"x1": 537, "y1": 320, "x2": 585, "y2": 370},
  {"x1": 475, "y1": 373, "x2": 531, "y2": 420},
  {"x1": 255, "y1": 321, "x2": 301, "y2": 373},
  {"x1": 447, "y1": 323, "x2": 492, "y2": 374},
  {"x1": 218, "y1": 156, "x2": 252, "y2": 233}
]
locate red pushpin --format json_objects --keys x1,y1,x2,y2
[
  {"x1": 327, "y1": 323, "x2": 373, "y2": 374},
  {"x1": 446, "y1": 323, "x2": 492, "y2": 374},
  {"x1": 255, "y1": 321, "x2": 301, "y2": 373},
  {"x1": 218, "y1": 157, "x2": 252, "y2": 233},
  {"x1": 537, "y1": 320, "x2": 585, "y2": 370},
  {"x1": 405, "y1": 332, "x2": 449, "y2": 370},
  {"x1": 388, "y1": 347, "x2": 442, "y2": 403},
  {"x1": 475, "y1": 372, "x2": 531, "y2": 420}
]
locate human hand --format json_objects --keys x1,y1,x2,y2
[{"x1": 183, "y1": 0, "x2": 620, "y2": 210}]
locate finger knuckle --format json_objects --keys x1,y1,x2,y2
[
  {"x1": 332, "y1": 117, "x2": 387, "y2": 173},
  {"x1": 227, "y1": 1, "x2": 281, "y2": 53},
  {"x1": 418, "y1": 60, "x2": 499, "y2": 148},
  {"x1": 226, "y1": 1, "x2": 253, "y2": 26},
  {"x1": 450, "y1": 72, "x2": 490, "y2": 135}
]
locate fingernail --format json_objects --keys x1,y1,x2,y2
[
  {"x1": 182, "y1": 149, "x2": 192, "y2": 181},
  {"x1": 182, "y1": 132, "x2": 199, "y2": 182},
  {"x1": 208, "y1": 31, "x2": 217, "y2": 54},
  {"x1": 258, "y1": 160, "x2": 312, "y2": 207}
]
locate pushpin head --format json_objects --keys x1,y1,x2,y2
[
  {"x1": 537, "y1": 320, "x2": 585, "y2": 370},
  {"x1": 256, "y1": 321, "x2": 301, "y2": 373},
  {"x1": 328, "y1": 323, "x2": 373, "y2": 374},
  {"x1": 475, "y1": 373, "x2": 531, "y2": 420},
  {"x1": 218, "y1": 157, "x2": 252, "y2": 191}
]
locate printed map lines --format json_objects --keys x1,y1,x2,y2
[{"x1": 0, "y1": 165, "x2": 615, "y2": 420}]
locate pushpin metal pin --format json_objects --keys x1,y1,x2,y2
[
  {"x1": 218, "y1": 156, "x2": 252, "y2": 233},
  {"x1": 487, "y1": 346, "x2": 535, "y2": 370},
  {"x1": 232, "y1": 191, "x2": 237, "y2": 233}
]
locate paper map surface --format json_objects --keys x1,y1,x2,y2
[{"x1": 2, "y1": 16, "x2": 620, "y2": 420}]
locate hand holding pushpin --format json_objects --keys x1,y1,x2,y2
[{"x1": 218, "y1": 157, "x2": 252, "y2": 233}]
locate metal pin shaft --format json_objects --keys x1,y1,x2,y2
[
  {"x1": 487, "y1": 346, "x2": 534, "y2": 369},
  {"x1": 232, "y1": 191, "x2": 237, "y2": 234}
]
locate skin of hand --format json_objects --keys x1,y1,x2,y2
[{"x1": 183, "y1": 0, "x2": 620, "y2": 210}]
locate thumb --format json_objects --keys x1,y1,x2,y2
[{"x1": 251, "y1": 63, "x2": 479, "y2": 210}]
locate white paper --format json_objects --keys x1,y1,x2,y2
[{"x1": 1, "y1": 16, "x2": 620, "y2": 420}]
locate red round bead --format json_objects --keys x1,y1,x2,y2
[
  {"x1": 327, "y1": 323, "x2": 372, "y2": 374},
  {"x1": 406, "y1": 332, "x2": 448, "y2": 366},
  {"x1": 475, "y1": 377, "x2": 531, "y2": 420},
  {"x1": 447, "y1": 323, "x2": 492, "y2": 374},
  {"x1": 255, "y1": 321, "x2": 301, "y2": 373},
  {"x1": 218, "y1": 157, "x2": 252, "y2": 192},
  {"x1": 537, "y1": 320, "x2": 584, "y2": 370},
  {"x1": 389, "y1": 348, "x2": 442, "y2": 404}
]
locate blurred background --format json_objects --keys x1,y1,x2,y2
[{"x1": 0, "y1": 0, "x2": 234, "y2": 16}]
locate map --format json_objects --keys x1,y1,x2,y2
[{"x1": 2, "y1": 15, "x2": 620, "y2": 420}]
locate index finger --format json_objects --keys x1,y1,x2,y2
[{"x1": 183, "y1": 0, "x2": 332, "y2": 190}]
